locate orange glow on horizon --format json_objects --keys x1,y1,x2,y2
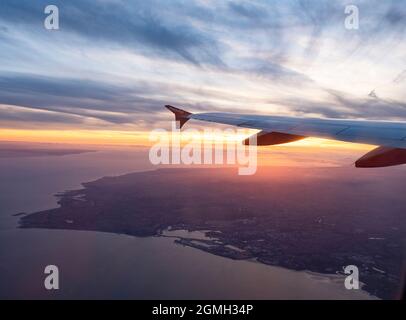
[
  {"x1": 0, "y1": 128, "x2": 373, "y2": 151},
  {"x1": 0, "y1": 129, "x2": 152, "y2": 146}
]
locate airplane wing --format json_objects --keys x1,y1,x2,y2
[{"x1": 165, "y1": 105, "x2": 406, "y2": 168}]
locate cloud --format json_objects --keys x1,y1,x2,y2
[
  {"x1": 247, "y1": 60, "x2": 314, "y2": 84},
  {"x1": 326, "y1": 89, "x2": 406, "y2": 120},
  {"x1": 228, "y1": 2, "x2": 268, "y2": 20},
  {"x1": 0, "y1": 0, "x2": 224, "y2": 66},
  {"x1": 0, "y1": 0, "x2": 406, "y2": 131},
  {"x1": 393, "y1": 69, "x2": 406, "y2": 84},
  {"x1": 0, "y1": 73, "x2": 169, "y2": 124},
  {"x1": 0, "y1": 104, "x2": 86, "y2": 124},
  {"x1": 0, "y1": 73, "x2": 255, "y2": 126},
  {"x1": 267, "y1": 87, "x2": 406, "y2": 121}
]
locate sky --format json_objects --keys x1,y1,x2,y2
[{"x1": 0, "y1": 0, "x2": 405, "y2": 145}]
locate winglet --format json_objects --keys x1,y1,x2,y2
[{"x1": 165, "y1": 105, "x2": 192, "y2": 129}]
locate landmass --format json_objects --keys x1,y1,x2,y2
[{"x1": 18, "y1": 167, "x2": 406, "y2": 299}]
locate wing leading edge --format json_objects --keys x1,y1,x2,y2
[{"x1": 165, "y1": 105, "x2": 406, "y2": 168}]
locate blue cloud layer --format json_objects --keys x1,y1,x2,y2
[{"x1": 0, "y1": 0, "x2": 405, "y2": 129}]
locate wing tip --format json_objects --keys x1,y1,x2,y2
[{"x1": 165, "y1": 105, "x2": 191, "y2": 129}]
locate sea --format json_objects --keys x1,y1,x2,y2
[{"x1": 0, "y1": 148, "x2": 376, "y2": 299}]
